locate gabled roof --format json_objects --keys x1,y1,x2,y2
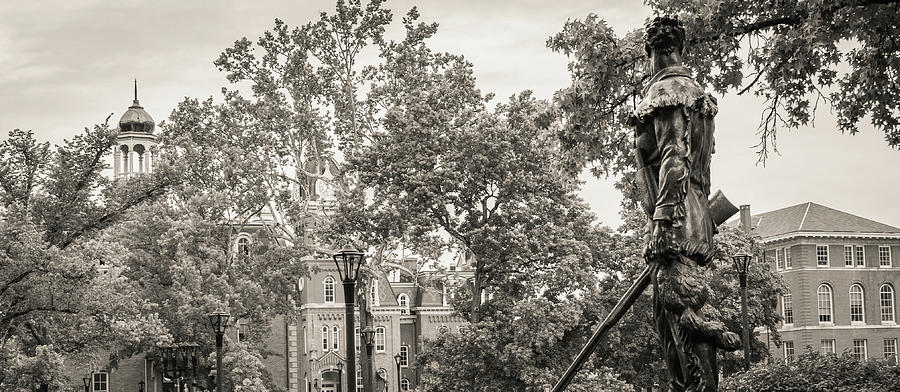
[{"x1": 742, "y1": 202, "x2": 900, "y2": 240}]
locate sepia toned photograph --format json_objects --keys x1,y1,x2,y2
[{"x1": 1, "y1": 1, "x2": 899, "y2": 391}]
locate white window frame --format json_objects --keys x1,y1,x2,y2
[
  {"x1": 776, "y1": 248, "x2": 785, "y2": 270},
  {"x1": 355, "y1": 327, "x2": 360, "y2": 352},
  {"x1": 853, "y1": 339, "x2": 868, "y2": 361},
  {"x1": 850, "y1": 284, "x2": 866, "y2": 324},
  {"x1": 782, "y1": 291, "x2": 793, "y2": 326},
  {"x1": 399, "y1": 345, "x2": 409, "y2": 367},
  {"x1": 881, "y1": 284, "x2": 896, "y2": 324},
  {"x1": 398, "y1": 294, "x2": 409, "y2": 315},
  {"x1": 784, "y1": 246, "x2": 792, "y2": 269},
  {"x1": 321, "y1": 326, "x2": 329, "y2": 351},
  {"x1": 332, "y1": 325, "x2": 340, "y2": 351},
  {"x1": 92, "y1": 372, "x2": 109, "y2": 392},
  {"x1": 400, "y1": 378, "x2": 410, "y2": 391},
  {"x1": 844, "y1": 245, "x2": 854, "y2": 267},
  {"x1": 817, "y1": 284, "x2": 833, "y2": 324},
  {"x1": 783, "y1": 341, "x2": 795, "y2": 362},
  {"x1": 441, "y1": 284, "x2": 449, "y2": 307},
  {"x1": 821, "y1": 339, "x2": 835, "y2": 355},
  {"x1": 356, "y1": 370, "x2": 363, "y2": 392},
  {"x1": 856, "y1": 245, "x2": 865, "y2": 267},
  {"x1": 370, "y1": 280, "x2": 380, "y2": 307},
  {"x1": 816, "y1": 245, "x2": 829, "y2": 267},
  {"x1": 375, "y1": 326, "x2": 386, "y2": 352},
  {"x1": 324, "y1": 276, "x2": 335, "y2": 303},
  {"x1": 885, "y1": 338, "x2": 898, "y2": 363},
  {"x1": 879, "y1": 246, "x2": 892, "y2": 267},
  {"x1": 236, "y1": 234, "x2": 251, "y2": 258}
]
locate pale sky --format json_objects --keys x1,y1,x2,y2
[{"x1": 2, "y1": 0, "x2": 898, "y2": 229}]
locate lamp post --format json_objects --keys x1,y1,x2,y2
[
  {"x1": 362, "y1": 327, "x2": 376, "y2": 392},
  {"x1": 333, "y1": 247, "x2": 365, "y2": 392},
  {"x1": 83, "y1": 377, "x2": 90, "y2": 392},
  {"x1": 731, "y1": 249, "x2": 753, "y2": 371},
  {"x1": 208, "y1": 311, "x2": 231, "y2": 392},
  {"x1": 393, "y1": 353, "x2": 401, "y2": 392}
]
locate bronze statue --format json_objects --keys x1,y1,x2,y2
[{"x1": 634, "y1": 16, "x2": 741, "y2": 391}]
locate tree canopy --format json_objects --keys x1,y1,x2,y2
[{"x1": 549, "y1": 0, "x2": 900, "y2": 174}]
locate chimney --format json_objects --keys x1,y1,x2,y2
[{"x1": 739, "y1": 204, "x2": 751, "y2": 234}]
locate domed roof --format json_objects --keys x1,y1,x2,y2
[{"x1": 118, "y1": 80, "x2": 155, "y2": 133}]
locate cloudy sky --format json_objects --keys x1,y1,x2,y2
[{"x1": 2, "y1": 0, "x2": 898, "y2": 229}]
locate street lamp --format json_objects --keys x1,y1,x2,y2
[
  {"x1": 333, "y1": 247, "x2": 365, "y2": 392},
  {"x1": 393, "y1": 353, "x2": 402, "y2": 392},
  {"x1": 731, "y1": 249, "x2": 753, "y2": 371},
  {"x1": 83, "y1": 377, "x2": 90, "y2": 392},
  {"x1": 362, "y1": 327, "x2": 376, "y2": 392},
  {"x1": 208, "y1": 310, "x2": 231, "y2": 392}
]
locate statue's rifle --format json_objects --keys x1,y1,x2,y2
[{"x1": 552, "y1": 149, "x2": 738, "y2": 392}]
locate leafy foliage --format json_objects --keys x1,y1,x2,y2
[
  {"x1": 549, "y1": 0, "x2": 900, "y2": 174},
  {"x1": 721, "y1": 351, "x2": 900, "y2": 391},
  {"x1": 0, "y1": 126, "x2": 174, "y2": 388}
]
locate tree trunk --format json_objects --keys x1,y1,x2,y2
[{"x1": 470, "y1": 256, "x2": 484, "y2": 323}]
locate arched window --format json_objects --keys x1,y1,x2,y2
[
  {"x1": 818, "y1": 284, "x2": 833, "y2": 323},
  {"x1": 400, "y1": 379, "x2": 410, "y2": 391},
  {"x1": 377, "y1": 368, "x2": 388, "y2": 384},
  {"x1": 399, "y1": 345, "x2": 409, "y2": 367},
  {"x1": 332, "y1": 325, "x2": 340, "y2": 351},
  {"x1": 438, "y1": 325, "x2": 449, "y2": 334},
  {"x1": 375, "y1": 326, "x2": 386, "y2": 352},
  {"x1": 324, "y1": 276, "x2": 335, "y2": 303},
  {"x1": 398, "y1": 294, "x2": 409, "y2": 315},
  {"x1": 782, "y1": 290, "x2": 793, "y2": 325},
  {"x1": 881, "y1": 284, "x2": 896, "y2": 323},
  {"x1": 850, "y1": 284, "x2": 866, "y2": 323},
  {"x1": 321, "y1": 326, "x2": 329, "y2": 351},
  {"x1": 236, "y1": 235, "x2": 250, "y2": 257},
  {"x1": 356, "y1": 370, "x2": 363, "y2": 391}
]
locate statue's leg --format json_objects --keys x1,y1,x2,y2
[{"x1": 654, "y1": 267, "x2": 685, "y2": 391}]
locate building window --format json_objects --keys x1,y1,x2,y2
[
  {"x1": 853, "y1": 339, "x2": 868, "y2": 361},
  {"x1": 885, "y1": 339, "x2": 898, "y2": 363},
  {"x1": 777, "y1": 248, "x2": 785, "y2": 270},
  {"x1": 879, "y1": 246, "x2": 892, "y2": 267},
  {"x1": 437, "y1": 325, "x2": 449, "y2": 335},
  {"x1": 399, "y1": 345, "x2": 409, "y2": 367},
  {"x1": 821, "y1": 339, "x2": 835, "y2": 355},
  {"x1": 400, "y1": 378, "x2": 410, "y2": 391},
  {"x1": 375, "y1": 326, "x2": 386, "y2": 352},
  {"x1": 356, "y1": 370, "x2": 363, "y2": 392},
  {"x1": 782, "y1": 291, "x2": 793, "y2": 325},
  {"x1": 398, "y1": 294, "x2": 409, "y2": 315},
  {"x1": 238, "y1": 320, "x2": 250, "y2": 342},
  {"x1": 92, "y1": 372, "x2": 109, "y2": 392},
  {"x1": 332, "y1": 325, "x2": 340, "y2": 351},
  {"x1": 881, "y1": 284, "x2": 896, "y2": 323},
  {"x1": 324, "y1": 276, "x2": 335, "y2": 303},
  {"x1": 441, "y1": 284, "x2": 448, "y2": 307},
  {"x1": 784, "y1": 246, "x2": 792, "y2": 269},
  {"x1": 850, "y1": 284, "x2": 866, "y2": 324},
  {"x1": 355, "y1": 327, "x2": 360, "y2": 352},
  {"x1": 237, "y1": 235, "x2": 251, "y2": 258},
  {"x1": 844, "y1": 245, "x2": 854, "y2": 267},
  {"x1": 817, "y1": 284, "x2": 833, "y2": 323},
  {"x1": 856, "y1": 245, "x2": 865, "y2": 267},
  {"x1": 783, "y1": 341, "x2": 795, "y2": 362},
  {"x1": 377, "y1": 368, "x2": 388, "y2": 386},
  {"x1": 321, "y1": 326, "x2": 329, "y2": 351},
  {"x1": 816, "y1": 245, "x2": 829, "y2": 266}
]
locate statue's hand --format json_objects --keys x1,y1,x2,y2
[{"x1": 644, "y1": 220, "x2": 677, "y2": 264}]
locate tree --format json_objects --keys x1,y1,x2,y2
[
  {"x1": 0, "y1": 126, "x2": 175, "y2": 389},
  {"x1": 721, "y1": 351, "x2": 900, "y2": 391},
  {"x1": 548, "y1": 0, "x2": 900, "y2": 175}
]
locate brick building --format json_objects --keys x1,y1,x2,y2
[
  {"x1": 69, "y1": 89, "x2": 470, "y2": 392},
  {"x1": 746, "y1": 203, "x2": 900, "y2": 362}
]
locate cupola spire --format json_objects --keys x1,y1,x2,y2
[{"x1": 133, "y1": 79, "x2": 139, "y2": 105}]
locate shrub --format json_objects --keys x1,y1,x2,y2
[{"x1": 721, "y1": 351, "x2": 900, "y2": 392}]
